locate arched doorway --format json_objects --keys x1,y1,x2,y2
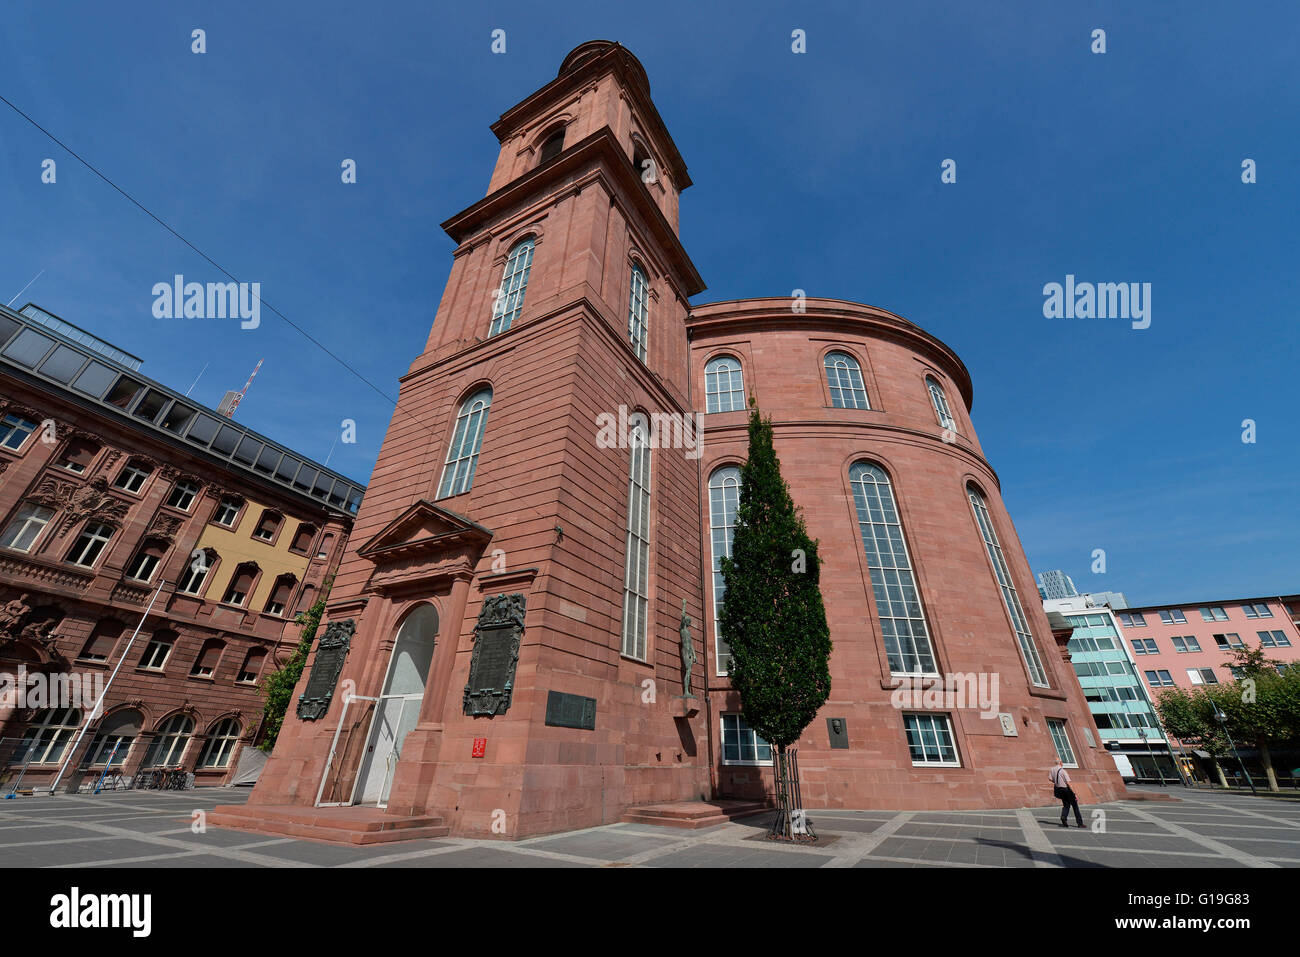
[{"x1": 355, "y1": 604, "x2": 437, "y2": 807}]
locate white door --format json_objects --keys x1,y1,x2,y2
[{"x1": 356, "y1": 605, "x2": 437, "y2": 806}]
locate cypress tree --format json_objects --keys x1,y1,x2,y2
[{"x1": 718, "y1": 407, "x2": 832, "y2": 837}]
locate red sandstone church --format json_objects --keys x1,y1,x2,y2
[{"x1": 218, "y1": 40, "x2": 1124, "y2": 842}]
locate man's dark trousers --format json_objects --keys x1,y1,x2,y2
[{"x1": 1060, "y1": 788, "x2": 1083, "y2": 826}]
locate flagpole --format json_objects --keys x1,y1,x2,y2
[{"x1": 49, "y1": 578, "x2": 167, "y2": 795}]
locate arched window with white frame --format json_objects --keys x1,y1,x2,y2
[
  {"x1": 708, "y1": 466, "x2": 742, "y2": 674},
  {"x1": 437, "y1": 387, "x2": 493, "y2": 499},
  {"x1": 620, "y1": 416, "x2": 652, "y2": 660},
  {"x1": 824, "y1": 351, "x2": 869, "y2": 409},
  {"x1": 849, "y1": 463, "x2": 940, "y2": 676},
  {"x1": 926, "y1": 375, "x2": 956, "y2": 432},
  {"x1": 490, "y1": 238, "x2": 535, "y2": 336},
  {"x1": 197, "y1": 717, "x2": 242, "y2": 769},
  {"x1": 143, "y1": 713, "x2": 194, "y2": 767},
  {"x1": 967, "y1": 483, "x2": 1049, "y2": 688},
  {"x1": 627, "y1": 263, "x2": 649, "y2": 362},
  {"x1": 11, "y1": 708, "x2": 80, "y2": 766},
  {"x1": 705, "y1": 356, "x2": 745, "y2": 414}
]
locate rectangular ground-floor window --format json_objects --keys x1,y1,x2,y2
[
  {"x1": 903, "y1": 713, "x2": 960, "y2": 766},
  {"x1": 1047, "y1": 718, "x2": 1077, "y2": 767},
  {"x1": 721, "y1": 713, "x2": 773, "y2": 766}
]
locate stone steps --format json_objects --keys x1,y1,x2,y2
[
  {"x1": 209, "y1": 803, "x2": 450, "y2": 845},
  {"x1": 620, "y1": 799, "x2": 771, "y2": 829}
]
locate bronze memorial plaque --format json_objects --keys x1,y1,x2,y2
[
  {"x1": 463, "y1": 593, "x2": 525, "y2": 716},
  {"x1": 296, "y1": 618, "x2": 356, "y2": 720}
]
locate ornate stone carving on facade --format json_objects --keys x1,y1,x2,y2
[
  {"x1": 28, "y1": 476, "x2": 133, "y2": 537},
  {"x1": 0, "y1": 592, "x2": 33, "y2": 640},
  {"x1": 111, "y1": 582, "x2": 153, "y2": 605},
  {"x1": 147, "y1": 514, "x2": 185, "y2": 543},
  {"x1": 0, "y1": 555, "x2": 94, "y2": 591}
]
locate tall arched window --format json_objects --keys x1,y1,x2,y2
[
  {"x1": 620, "y1": 416, "x2": 652, "y2": 660},
  {"x1": 628, "y1": 264, "x2": 649, "y2": 362},
  {"x1": 490, "y1": 238, "x2": 535, "y2": 336},
  {"x1": 11, "y1": 708, "x2": 80, "y2": 765},
  {"x1": 143, "y1": 714, "x2": 194, "y2": 767},
  {"x1": 849, "y1": 463, "x2": 939, "y2": 676},
  {"x1": 705, "y1": 356, "x2": 745, "y2": 414},
  {"x1": 83, "y1": 712, "x2": 143, "y2": 769},
  {"x1": 537, "y1": 128, "x2": 565, "y2": 166},
  {"x1": 437, "y1": 388, "x2": 492, "y2": 498},
  {"x1": 197, "y1": 717, "x2": 242, "y2": 769},
  {"x1": 708, "y1": 466, "x2": 742, "y2": 674},
  {"x1": 84, "y1": 709, "x2": 143, "y2": 766},
  {"x1": 824, "y1": 351, "x2": 869, "y2": 409},
  {"x1": 926, "y1": 376, "x2": 956, "y2": 431},
  {"x1": 967, "y1": 484, "x2": 1049, "y2": 688}
]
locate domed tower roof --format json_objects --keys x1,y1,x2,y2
[{"x1": 558, "y1": 40, "x2": 651, "y2": 94}]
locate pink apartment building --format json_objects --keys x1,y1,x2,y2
[
  {"x1": 1116, "y1": 595, "x2": 1300, "y2": 786},
  {"x1": 1117, "y1": 596, "x2": 1300, "y2": 693}
]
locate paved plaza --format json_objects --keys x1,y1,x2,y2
[{"x1": 0, "y1": 786, "x2": 1297, "y2": 868}]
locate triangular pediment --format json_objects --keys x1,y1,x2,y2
[{"x1": 357, "y1": 500, "x2": 493, "y2": 562}]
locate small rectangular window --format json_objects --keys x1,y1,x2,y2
[{"x1": 903, "y1": 713, "x2": 960, "y2": 766}]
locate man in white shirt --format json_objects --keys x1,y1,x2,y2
[{"x1": 1050, "y1": 762, "x2": 1084, "y2": 827}]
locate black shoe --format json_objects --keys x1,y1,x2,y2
[
  {"x1": 1059, "y1": 821, "x2": 1069, "y2": 827},
  {"x1": 1075, "y1": 822, "x2": 1086, "y2": 828}
]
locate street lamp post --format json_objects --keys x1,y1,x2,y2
[{"x1": 1213, "y1": 707, "x2": 1257, "y2": 796}]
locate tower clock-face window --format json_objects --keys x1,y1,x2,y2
[
  {"x1": 628, "y1": 264, "x2": 649, "y2": 362},
  {"x1": 490, "y1": 238, "x2": 535, "y2": 336},
  {"x1": 437, "y1": 388, "x2": 493, "y2": 499}
]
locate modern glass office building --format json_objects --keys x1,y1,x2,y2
[{"x1": 1045, "y1": 598, "x2": 1180, "y2": 782}]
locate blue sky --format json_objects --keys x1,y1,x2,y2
[{"x1": 1, "y1": 1, "x2": 1296, "y2": 606}]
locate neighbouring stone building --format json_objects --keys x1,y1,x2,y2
[
  {"x1": 0, "y1": 302, "x2": 361, "y2": 789},
  {"x1": 219, "y1": 40, "x2": 1124, "y2": 842}
]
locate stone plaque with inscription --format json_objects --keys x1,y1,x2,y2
[
  {"x1": 545, "y1": 691, "x2": 596, "y2": 730},
  {"x1": 296, "y1": 619, "x2": 355, "y2": 721},
  {"x1": 463, "y1": 593, "x2": 525, "y2": 716}
]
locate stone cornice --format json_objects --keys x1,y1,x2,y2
[
  {"x1": 697, "y1": 418, "x2": 1003, "y2": 493},
  {"x1": 687, "y1": 299, "x2": 974, "y2": 412},
  {"x1": 440, "y1": 127, "x2": 704, "y2": 299}
]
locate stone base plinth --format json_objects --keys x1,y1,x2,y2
[{"x1": 209, "y1": 803, "x2": 449, "y2": 845}]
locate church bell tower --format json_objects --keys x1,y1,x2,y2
[{"x1": 233, "y1": 41, "x2": 711, "y2": 840}]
